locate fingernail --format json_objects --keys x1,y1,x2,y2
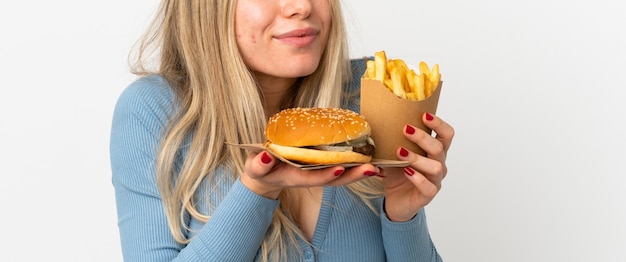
[
  {"x1": 425, "y1": 113, "x2": 434, "y2": 121},
  {"x1": 405, "y1": 125, "x2": 416, "y2": 135},
  {"x1": 334, "y1": 169, "x2": 344, "y2": 176},
  {"x1": 399, "y1": 147, "x2": 409, "y2": 157},
  {"x1": 404, "y1": 167, "x2": 415, "y2": 176},
  {"x1": 261, "y1": 152, "x2": 272, "y2": 164},
  {"x1": 364, "y1": 171, "x2": 378, "y2": 176}
]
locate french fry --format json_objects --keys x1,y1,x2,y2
[
  {"x1": 389, "y1": 67, "x2": 407, "y2": 99},
  {"x1": 365, "y1": 60, "x2": 376, "y2": 79},
  {"x1": 418, "y1": 61, "x2": 433, "y2": 97},
  {"x1": 374, "y1": 51, "x2": 387, "y2": 82},
  {"x1": 406, "y1": 69, "x2": 417, "y2": 93},
  {"x1": 392, "y1": 59, "x2": 408, "y2": 71},
  {"x1": 405, "y1": 92, "x2": 418, "y2": 101},
  {"x1": 418, "y1": 61, "x2": 431, "y2": 78},
  {"x1": 390, "y1": 59, "x2": 410, "y2": 93},
  {"x1": 430, "y1": 64, "x2": 441, "y2": 92},
  {"x1": 413, "y1": 73, "x2": 426, "y2": 101}
]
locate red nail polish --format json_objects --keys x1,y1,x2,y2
[
  {"x1": 404, "y1": 167, "x2": 415, "y2": 176},
  {"x1": 364, "y1": 171, "x2": 378, "y2": 176},
  {"x1": 399, "y1": 148, "x2": 409, "y2": 157},
  {"x1": 405, "y1": 125, "x2": 415, "y2": 135},
  {"x1": 334, "y1": 169, "x2": 344, "y2": 176},
  {"x1": 261, "y1": 152, "x2": 272, "y2": 164},
  {"x1": 425, "y1": 113, "x2": 434, "y2": 121}
]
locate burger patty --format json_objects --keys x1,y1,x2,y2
[{"x1": 353, "y1": 143, "x2": 375, "y2": 156}]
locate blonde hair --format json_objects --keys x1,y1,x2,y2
[{"x1": 130, "y1": 0, "x2": 383, "y2": 260}]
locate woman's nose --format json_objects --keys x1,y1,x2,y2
[{"x1": 281, "y1": 0, "x2": 312, "y2": 18}]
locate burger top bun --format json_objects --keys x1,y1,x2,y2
[{"x1": 265, "y1": 107, "x2": 371, "y2": 147}]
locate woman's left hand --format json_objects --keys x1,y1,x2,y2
[{"x1": 381, "y1": 112, "x2": 454, "y2": 222}]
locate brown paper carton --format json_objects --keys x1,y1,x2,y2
[{"x1": 360, "y1": 78, "x2": 442, "y2": 160}]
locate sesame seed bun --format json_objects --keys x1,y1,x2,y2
[{"x1": 264, "y1": 107, "x2": 374, "y2": 165}]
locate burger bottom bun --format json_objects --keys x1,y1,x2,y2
[{"x1": 265, "y1": 142, "x2": 373, "y2": 165}]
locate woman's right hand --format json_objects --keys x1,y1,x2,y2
[{"x1": 240, "y1": 151, "x2": 380, "y2": 199}]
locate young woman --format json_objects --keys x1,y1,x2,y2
[{"x1": 110, "y1": 0, "x2": 454, "y2": 261}]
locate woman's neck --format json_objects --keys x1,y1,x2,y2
[{"x1": 256, "y1": 74, "x2": 299, "y2": 117}]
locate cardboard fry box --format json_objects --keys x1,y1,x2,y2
[{"x1": 360, "y1": 78, "x2": 442, "y2": 160}]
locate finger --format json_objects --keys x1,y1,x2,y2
[
  {"x1": 423, "y1": 113, "x2": 454, "y2": 153},
  {"x1": 244, "y1": 151, "x2": 277, "y2": 179},
  {"x1": 292, "y1": 166, "x2": 348, "y2": 187},
  {"x1": 403, "y1": 166, "x2": 440, "y2": 198},
  {"x1": 403, "y1": 124, "x2": 446, "y2": 161},
  {"x1": 398, "y1": 147, "x2": 446, "y2": 183},
  {"x1": 325, "y1": 164, "x2": 381, "y2": 187}
]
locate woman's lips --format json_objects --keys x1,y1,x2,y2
[{"x1": 274, "y1": 28, "x2": 319, "y2": 47}]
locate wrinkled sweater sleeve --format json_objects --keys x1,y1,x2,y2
[
  {"x1": 110, "y1": 76, "x2": 278, "y2": 261},
  {"x1": 179, "y1": 179, "x2": 279, "y2": 261},
  {"x1": 380, "y1": 205, "x2": 442, "y2": 262}
]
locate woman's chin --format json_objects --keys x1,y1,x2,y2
[{"x1": 283, "y1": 63, "x2": 321, "y2": 78}]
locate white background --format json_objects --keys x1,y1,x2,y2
[{"x1": 1, "y1": 0, "x2": 624, "y2": 261}]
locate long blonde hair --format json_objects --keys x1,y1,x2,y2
[{"x1": 130, "y1": 0, "x2": 383, "y2": 260}]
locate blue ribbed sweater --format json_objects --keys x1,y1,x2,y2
[{"x1": 110, "y1": 59, "x2": 442, "y2": 261}]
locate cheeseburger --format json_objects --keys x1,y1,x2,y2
[{"x1": 264, "y1": 107, "x2": 375, "y2": 165}]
